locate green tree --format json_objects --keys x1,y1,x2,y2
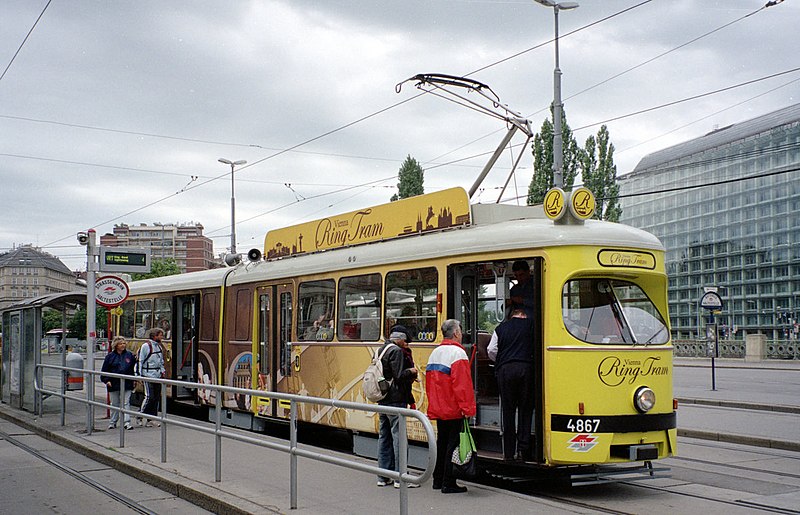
[
  {"x1": 131, "y1": 257, "x2": 181, "y2": 281},
  {"x1": 581, "y1": 125, "x2": 622, "y2": 222},
  {"x1": 66, "y1": 307, "x2": 107, "y2": 340},
  {"x1": 527, "y1": 108, "x2": 581, "y2": 205},
  {"x1": 42, "y1": 309, "x2": 64, "y2": 333},
  {"x1": 390, "y1": 155, "x2": 424, "y2": 201}
]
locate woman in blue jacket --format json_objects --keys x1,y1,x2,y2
[{"x1": 100, "y1": 336, "x2": 137, "y2": 430}]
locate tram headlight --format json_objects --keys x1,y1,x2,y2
[{"x1": 634, "y1": 386, "x2": 656, "y2": 413}]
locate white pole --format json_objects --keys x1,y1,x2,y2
[{"x1": 86, "y1": 229, "x2": 98, "y2": 433}]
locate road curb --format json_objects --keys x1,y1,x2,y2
[
  {"x1": 676, "y1": 397, "x2": 800, "y2": 414},
  {"x1": 0, "y1": 406, "x2": 280, "y2": 515},
  {"x1": 678, "y1": 428, "x2": 800, "y2": 452}
]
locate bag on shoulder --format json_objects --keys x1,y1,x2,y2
[{"x1": 362, "y1": 344, "x2": 395, "y2": 402}]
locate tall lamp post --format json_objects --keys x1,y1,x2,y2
[
  {"x1": 534, "y1": 0, "x2": 578, "y2": 189},
  {"x1": 218, "y1": 158, "x2": 247, "y2": 255}
]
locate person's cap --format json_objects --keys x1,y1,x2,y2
[
  {"x1": 389, "y1": 324, "x2": 412, "y2": 342},
  {"x1": 389, "y1": 331, "x2": 407, "y2": 341}
]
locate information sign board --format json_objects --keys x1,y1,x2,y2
[{"x1": 99, "y1": 246, "x2": 151, "y2": 273}]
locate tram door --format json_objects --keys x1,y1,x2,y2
[
  {"x1": 451, "y1": 264, "x2": 501, "y2": 426},
  {"x1": 256, "y1": 283, "x2": 293, "y2": 419},
  {"x1": 173, "y1": 295, "x2": 198, "y2": 399}
]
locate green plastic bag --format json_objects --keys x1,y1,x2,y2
[{"x1": 451, "y1": 418, "x2": 478, "y2": 479}]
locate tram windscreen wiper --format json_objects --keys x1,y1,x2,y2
[{"x1": 643, "y1": 326, "x2": 666, "y2": 346}]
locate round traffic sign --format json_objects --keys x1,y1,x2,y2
[{"x1": 96, "y1": 276, "x2": 129, "y2": 308}]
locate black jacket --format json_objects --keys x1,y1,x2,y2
[
  {"x1": 378, "y1": 341, "x2": 416, "y2": 406},
  {"x1": 494, "y1": 317, "x2": 535, "y2": 369},
  {"x1": 100, "y1": 350, "x2": 136, "y2": 392}
]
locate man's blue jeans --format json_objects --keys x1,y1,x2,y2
[{"x1": 377, "y1": 403, "x2": 405, "y2": 482}]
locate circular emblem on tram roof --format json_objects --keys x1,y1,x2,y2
[
  {"x1": 544, "y1": 188, "x2": 566, "y2": 220},
  {"x1": 569, "y1": 187, "x2": 596, "y2": 220}
]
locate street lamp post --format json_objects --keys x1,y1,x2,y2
[
  {"x1": 218, "y1": 158, "x2": 247, "y2": 255},
  {"x1": 534, "y1": 0, "x2": 579, "y2": 189}
]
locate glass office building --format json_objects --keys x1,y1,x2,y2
[{"x1": 618, "y1": 103, "x2": 800, "y2": 341}]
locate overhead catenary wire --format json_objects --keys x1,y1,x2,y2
[
  {"x1": 12, "y1": 1, "x2": 791, "y2": 258},
  {"x1": 0, "y1": 0, "x2": 53, "y2": 84}
]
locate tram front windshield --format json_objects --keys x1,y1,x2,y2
[{"x1": 562, "y1": 279, "x2": 669, "y2": 345}]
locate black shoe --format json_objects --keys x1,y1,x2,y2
[
  {"x1": 432, "y1": 482, "x2": 442, "y2": 490},
  {"x1": 441, "y1": 485, "x2": 468, "y2": 494}
]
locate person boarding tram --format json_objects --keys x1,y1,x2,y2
[{"x1": 487, "y1": 308, "x2": 535, "y2": 461}]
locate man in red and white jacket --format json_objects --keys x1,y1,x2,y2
[{"x1": 425, "y1": 319, "x2": 476, "y2": 494}]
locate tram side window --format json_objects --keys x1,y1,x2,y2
[
  {"x1": 337, "y1": 274, "x2": 382, "y2": 341},
  {"x1": 297, "y1": 280, "x2": 335, "y2": 341},
  {"x1": 119, "y1": 300, "x2": 135, "y2": 338},
  {"x1": 201, "y1": 291, "x2": 218, "y2": 342},
  {"x1": 385, "y1": 267, "x2": 438, "y2": 342},
  {"x1": 135, "y1": 299, "x2": 153, "y2": 338},
  {"x1": 154, "y1": 298, "x2": 172, "y2": 339},
  {"x1": 562, "y1": 279, "x2": 668, "y2": 345}
]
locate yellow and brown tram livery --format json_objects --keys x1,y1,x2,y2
[{"x1": 117, "y1": 186, "x2": 675, "y2": 481}]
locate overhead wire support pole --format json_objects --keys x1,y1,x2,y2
[
  {"x1": 470, "y1": 126, "x2": 518, "y2": 198},
  {"x1": 396, "y1": 73, "x2": 534, "y2": 200},
  {"x1": 497, "y1": 134, "x2": 533, "y2": 203}
]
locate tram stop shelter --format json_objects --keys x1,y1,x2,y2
[{"x1": 1, "y1": 291, "x2": 86, "y2": 412}]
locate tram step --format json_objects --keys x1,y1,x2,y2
[{"x1": 471, "y1": 424, "x2": 503, "y2": 454}]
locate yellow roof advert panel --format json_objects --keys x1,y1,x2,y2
[{"x1": 264, "y1": 187, "x2": 471, "y2": 259}]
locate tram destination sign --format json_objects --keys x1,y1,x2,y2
[{"x1": 99, "y1": 246, "x2": 151, "y2": 273}]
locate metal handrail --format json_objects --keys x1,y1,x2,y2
[{"x1": 34, "y1": 363, "x2": 436, "y2": 514}]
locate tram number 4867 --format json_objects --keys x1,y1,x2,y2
[{"x1": 566, "y1": 418, "x2": 601, "y2": 433}]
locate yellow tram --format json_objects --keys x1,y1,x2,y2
[{"x1": 118, "y1": 186, "x2": 676, "y2": 480}]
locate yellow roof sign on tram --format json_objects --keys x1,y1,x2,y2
[
  {"x1": 569, "y1": 187, "x2": 596, "y2": 220},
  {"x1": 543, "y1": 188, "x2": 566, "y2": 220},
  {"x1": 264, "y1": 187, "x2": 471, "y2": 259}
]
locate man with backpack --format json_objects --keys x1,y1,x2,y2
[
  {"x1": 137, "y1": 327, "x2": 166, "y2": 427},
  {"x1": 375, "y1": 325, "x2": 419, "y2": 488}
]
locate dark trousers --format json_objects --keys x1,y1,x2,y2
[
  {"x1": 432, "y1": 418, "x2": 462, "y2": 488},
  {"x1": 140, "y1": 381, "x2": 161, "y2": 417},
  {"x1": 497, "y1": 361, "x2": 534, "y2": 459}
]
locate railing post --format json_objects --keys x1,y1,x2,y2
[
  {"x1": 398, "y1": 414, "x2": 408, "y2": 515},
  {"x1": 86, "y1": 367, "x2": 93, "y2": 435},
  {"x1": 119, "y1": 380, "x2": 125, "y2": 448},
  {"x1": 161, "y1": 380, "x2": 167, "y2": 463},
  {"x1": 215, "y1": 391, "x2": 222, "y2": 482},
  {"x1": 290, "y1": 400, "x2": 298, "y2": 510},
  {"x1": 36, "y1": 365, "x2": 43, "y2": 418}
]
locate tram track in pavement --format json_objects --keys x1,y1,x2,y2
[
  {"x1": 481, "y1": 439, "x2": 800, "y2": 515},
  {"x1": 0, "y1": 428, "x2": 158, "y2": 515},
  {"x1": 671, "y1": 455, "x2": 800, "y2": 481},
  {"x1": 623, "y1": 481, "x2": 800, "y2": 515}
]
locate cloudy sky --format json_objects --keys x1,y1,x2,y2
[{"x1": 1, "y1": 0, "x2": 797, "y2": 271}]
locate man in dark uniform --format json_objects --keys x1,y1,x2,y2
[{"x1": 487, "y1": 308, "x2": 535, "y2": 461}]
